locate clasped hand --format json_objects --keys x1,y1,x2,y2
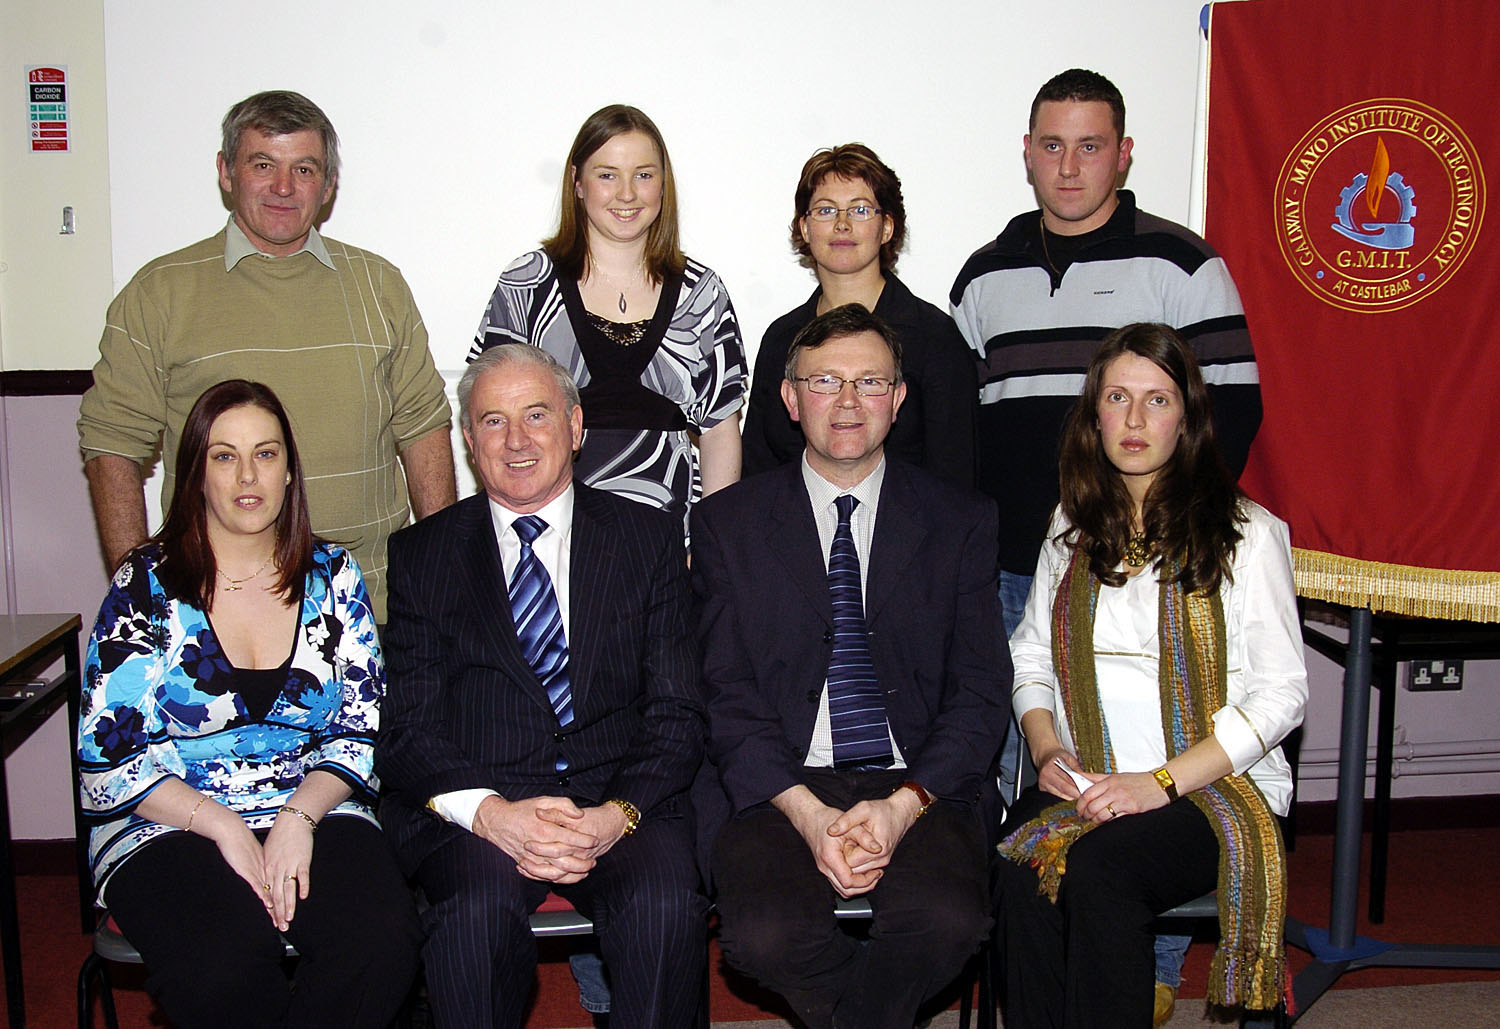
[
  {"x1": 473, "y1": 795, "x2": 626, "y2": 884},
  {"x1": 213, "y1": 816, "x2": 312, "y2": 932},
  {"x1": 792, "y1": 793, "x2": 922, "y2": 899},
  {"x1": 1037, "y1": 748, "x2": 1168, "y2": 824}
]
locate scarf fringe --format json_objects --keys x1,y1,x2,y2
[{"x1": 1000, "y1": 547, "x2": 1291, "y2": 1015}]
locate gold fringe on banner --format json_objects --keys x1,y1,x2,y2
[{"x1": 1294, "y1": 549, "x2": 1500, "y2": 623}]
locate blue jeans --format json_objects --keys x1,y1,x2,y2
[
  {"x1": 1154, "y1": 931, "x2": 1191, "y2": 987},
  {"x1": 997, "y1": 570, "x2": 1033, "y2": 803},
  {"x1": 570, "y1": 947, "x2": 611, "y2": 1014}
]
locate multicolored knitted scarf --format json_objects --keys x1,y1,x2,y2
[{"x1": 997, "y1": 547, "x2": 1290, "y2": 1011}]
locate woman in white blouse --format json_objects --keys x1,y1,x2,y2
[{"x1": 994, "y1": 323, "x2": 1306, "y2": 1028}]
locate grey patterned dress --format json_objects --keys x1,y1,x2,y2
[{"x1": 471, "y1": 250, "x2": 746, "y2": 537}]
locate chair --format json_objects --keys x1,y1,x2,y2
[
  {"x1": 1151, "y1": 892, "x2": 1284, "y2": 1029},
  {"x1": 78, "y1": 894, "x2": 616, "y2": 1029},
  {"x1": 77, "y1": 915, "x2": 301, "y2": 1029}
]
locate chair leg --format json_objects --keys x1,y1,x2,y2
[
  {"x1": 697, "y1": 945, "x2": 711, "y2": 1028},
  {"x1": 77, "y1": 952, "x2": 119, "y2": 1029},
  {"x1": 979, "y1": 933, "x2": 998, "y2": 1029},
  {"x1": 958, "y1": 950, "x2": 974, "y2": 1029}
]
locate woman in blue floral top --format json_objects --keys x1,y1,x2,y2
[{"x1": 78, "y1": 380, "x2": 421, "y2": 1027}]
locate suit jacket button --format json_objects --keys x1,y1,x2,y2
[
  {"x1": 558, "y1": 776, "x2": 570, "y2": 787},
  {"x1": 823, "y1": 630, "x2": 833, "y2": 643},
  {"x1": 806, "y1": 689, "x2": 820, "y2": 704}
]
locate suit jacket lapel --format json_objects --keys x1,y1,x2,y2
[
  {"x1": 767, "y1": 467, "x2": 835, "y2": 629},
  {"x1": 567, "y1": 483, "x2": 617, "y2": 710},
  {"x1": 454, "y1": 494, "x2": 553, "y2": 713},
  {"x1": 865, "y1": 463, "x2": 926, "y2": 625}
]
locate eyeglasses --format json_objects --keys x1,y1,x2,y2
[
  {"x1": 793, "y1": 375, "x2": 895, "y2": 397},
  {"x1": 804, "y1": 204, "x2": 884, "y2": 222}
]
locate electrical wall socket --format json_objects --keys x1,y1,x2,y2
[{"x1": 1407, "y1": 659, "x2": 1464, "y2": 691}]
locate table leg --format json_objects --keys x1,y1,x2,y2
[
  {"x1": 64, "y1": 629, "x2": 93, "y2": 933},
  {"x1": 1369, "y1": 651, "x2": 1397, "y2": 924},
  {"x1": 1329, "y1": 606, "x2": 1373, "y2": 950},
  {"x1": 0, "y1": 736, "x2": 23, "y2": 1028}
]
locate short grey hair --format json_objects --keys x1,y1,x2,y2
[
  {"x1": 220, "y1": 90, "x2": 340, "y2": 184},
  {"x1": 458, "y1": 345, "x2": 582, "y2": 431}
]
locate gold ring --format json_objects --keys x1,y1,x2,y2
[
  {"x1": 284, "y1": 874, "x2": 297, "y2": 882},
  {"x1": 261, "y1": 882, "x2": 271, "y2": 892},
  {"x1": 1107, "y1": 804, "x2": 1117, "y2": 816}
]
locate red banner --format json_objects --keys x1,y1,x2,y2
[{"x1": 1205, "y1": 0, "x2": 1500, "y2": 619}]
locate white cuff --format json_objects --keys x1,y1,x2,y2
[{"x1": 428, "y1": 788, "x2": 500, "y2": 832}]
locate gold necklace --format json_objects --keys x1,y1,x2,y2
[
  {"x1": 1123, "y1": 534, "x2": 1152, "y2": 568},
  {"x1": 216, "y1": 556, "x2": 272, "y2": 592},
  {"x1": 1038, "y1": 220, "x2": 1060, "y2": 277}
]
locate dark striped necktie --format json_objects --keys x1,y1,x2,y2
[
  {"x1": 826, "y1": 494, "x2": 893, "y2": 769},
  {"x1": 509, "y1": 516, "x2": 574, "y2": 730}
]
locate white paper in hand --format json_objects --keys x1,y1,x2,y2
[{"x1": 1054, "y1": 757, "x2": 1095, "y2": 794}]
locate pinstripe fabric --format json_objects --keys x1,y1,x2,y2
[
  {"x1": 376, "y1": 485, "x2": 706, "y2": 1027},
  {"x1": 826, "y1": 496, "x2": 893, "y2": 768}
]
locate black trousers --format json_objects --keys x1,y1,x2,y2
[
  {"x1": 106, "y1": 815, "x2": 423, "y2": 1029},
  {"x1": 414, "y1": 808, "x2": 706, "y2": 1028},
  {"x1": 993, "y1": 786, "x2": 1220, "y2": 1029},
  {"x1": 712, "y1": 768, "x2": 991, "y2": 1029}
]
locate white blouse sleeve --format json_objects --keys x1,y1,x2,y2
[
  {"x1": 1009, "y1": 509, "x2": 1069, "y2": 724},
  {"x1": 1212, "y1": 504, "x2": 1308, "y2": 773}
]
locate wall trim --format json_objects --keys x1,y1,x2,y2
[{"x1": 0, "y1": 370, "x2": 93, "y2": 397}]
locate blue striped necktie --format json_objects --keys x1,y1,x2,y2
[
  {"x1": 509, "y1": 516, "x2": 574, "y2": 730},
  {"x1": 826, "y1": 495, "x2": 893, "y2": 768}
]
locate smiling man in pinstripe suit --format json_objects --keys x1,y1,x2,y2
[{"x1": 375, "y1": 344, "x2": 706, "y2": 1028}]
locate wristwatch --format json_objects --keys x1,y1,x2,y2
[
  {"x1": 1152, "y1": 766, "x2": 1179, "y2": 802},
  {"x1": 893, "y1": 781, "x2": 934, "y2": 817},
  {"x1": 606, "y1": 798, "x2": 641, "y2": 835}
]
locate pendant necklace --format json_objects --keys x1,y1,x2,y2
[
  {"x1": 1123, "y1": 533, "x2": 1152, "y2": 569},
  {"x1": 217, "y1": 556, "x2": 272, "y2": 592},
  {"x1": 591, "y1": 264, "x2": 644, "y2": 315}
]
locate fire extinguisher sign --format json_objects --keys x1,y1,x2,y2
[{"x1": 27, "y1": 66, "x2": 69, "y2": 153}]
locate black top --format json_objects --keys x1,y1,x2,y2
[
  {"x1": 560, "y1": 273, "x2": 688, "y2": 432},
  {"x1": 742, "y1": 273, "x2": 978, "y2": 485}
]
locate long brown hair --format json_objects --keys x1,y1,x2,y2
[
  {"x1": 153, "y1": 380, "x2": 315, "y2": 610},
  {"x1": 1057, "y1": 323, "x2": 1243, "y2": 592},
  {"x1": 542, "y1": 104, "x2": 685, "y2": 285}
]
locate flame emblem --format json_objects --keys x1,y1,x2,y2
[{"x1": 1365, "y1": 136, "x2": 1390, "y2": 220}]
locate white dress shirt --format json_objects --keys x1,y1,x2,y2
[
  {"x1": 800, "y1": 456, "x2": 906, "y2": 769},
  {"x1": 1009, "y1": 501, "x2": 1306, "y2": 814},
  {"x1": 429, "y1": 487, "x2": 576, "y2": 831}
]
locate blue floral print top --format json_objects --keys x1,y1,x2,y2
[{"x1": 78, "y1": 542, "x2": 384, "y2": 897}]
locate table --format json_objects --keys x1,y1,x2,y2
[
  {"x1": 0, "y1": 613, "x2": 83, "y2": 1028},
  {"x1": 1302, "y1": 611, "x2": 1500, "y2": 922},
  {"x1": 1286, "y1": 606, "x2": 1500, "y2": 1021}
]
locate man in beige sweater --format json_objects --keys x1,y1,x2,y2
[{"x1": 78, "y1": 90, "x2": 455, "y2": 620}]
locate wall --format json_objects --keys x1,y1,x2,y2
[
  {"x1": 0, "y1": 0, "x2": 115, "y2": 839},
  {"x1": 0, "y1": 0, "x2": 1495, "y2": 839}
]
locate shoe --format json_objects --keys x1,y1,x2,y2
[{"x1": 1153, "y1": 981, "x2": 1177, "y2": 1026}]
